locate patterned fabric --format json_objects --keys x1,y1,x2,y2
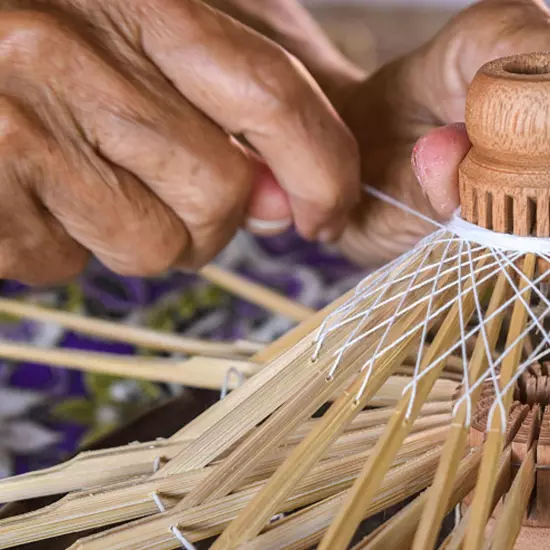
[{"x1": 0, "y1": 230, "x2": 363, "y2": 477}]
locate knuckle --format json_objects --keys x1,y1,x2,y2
[
  {"x1": 0, "y1": 11, "x2": 72, "y2": 62},
  {"x1": 255, "y1": 49, "x2": 307, "y2": 113}
]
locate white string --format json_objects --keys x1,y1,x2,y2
[
  {"x1": 152, "y1": 491, "x2": 166, "y2": 513},
  {"x1": 311, "y1": 185, "x2": 550, "y2": 435},
  {"x1": 332, "y1": 253, "x2": 508, "y2": 355},
  {"x1": 317, "y1": 240, "x2": 491, "y2": 346},
  {"x1": 402, "y1": 240, "x2": 452, "y2": 417},
  {"x1": 405, "y1": 260, "x2": 544, "y2": 399},
  {"x1": 153, "y1": 456, "x2": 163, "y2": 474},
  {"x1": 447, "y1": 210, "x2": 550, "y2": 253},
  {"x1": 220, "y1": 366, "x2": 245, "y2": 399},
  {"x1": 363, "y1": 184, "x2": 445, "y2": 229},
  {"x1": 170, "y1": 526, "x2": 197, "y2": 550},
  {"x1": 354, "y1": 239, "x2": 440, "y2": 401},
  {"x1": 153, "y1": 490, "x2": 197, "y2": 550}
]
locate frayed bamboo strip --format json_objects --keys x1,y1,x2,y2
[
  {"x1": 69, "y1": 441, "x2": 444, "y2": 550},
  {"x1": 0, "y1": 340, "x2": 258, "y2": 389},
  {"x1": 0, "y1": 414, "x2": 450, "y2": 547},
  {"x1": 355, "y1": 447, "x2": 482, "y2": 549},
  {"x1": 0, "y1": 287, "x2": 367, "y2": 503},
  {"x1": 1, "y1": 428, "x2": 443, "y2": 550},
  {"x1": 0, "y1": 297, "x2": 262, "y2": 357},
  {"x1": 0, "y1": 401, "x2": 449, "y2": 503},
  {"x1": 238, "y1": 446, "x2": 445, "y2": 550},
  {"x1": 199, "y1": 264, "x2": 315, "y2": 322}
]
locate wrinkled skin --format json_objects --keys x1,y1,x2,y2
[
  {"x1": 212, "y1": 0, "x2": 550, "y2": 266},
  {"x1": 1, "y1": 0, "x2": 549, "y2": 284},
  {"x1": 0, "y1": 0, "x2": 360, "y2": 284}
]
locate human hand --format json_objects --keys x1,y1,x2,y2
[
  {"x1": 336, "y1": 0, "x2": 550, "y2": 266},
  {"x1": 0, "y1": 0, "x2": 360, "y2": 284}
]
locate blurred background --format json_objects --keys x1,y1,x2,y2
[{"x1": 304, "y1": 0, "x2": 471, "y2": 70}]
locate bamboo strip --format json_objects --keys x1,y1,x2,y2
[
  {"x1": 240, "y1": 447, "x2": 446, "y2": 550},
  {"x1": 318, "y1": 255, "x2": 490, "y2": 550},
  {"x1": 440, "y1": 447, "x2": 513, "y2": 550},
  {"x1": 488, "y1": 445, "x2": 535, "y2": 550},
  {"x1": 66, "y1": 433, "x2": 443, "y2": 550},
  {"x1": 199, "y1": 264, "x2": 315, "y2": 322},
  {"x1": 464, "y1": 254, "x2": 536, "y2": 550},
  {"x1": 0, "y1": 297, "x2": 262, "y2": 357},
  {"x1": 0, "y1": 402, "x2": 450, "y2": 504},
  {"x1": 412, "y1": 267, "x2": 511, "y2": 550},
  {"x1": 0, "y1": 341, "x2": 258, "y2": 389},
  {"x1": 357, "y1": 447, "x2": 482, "y2": 550}
]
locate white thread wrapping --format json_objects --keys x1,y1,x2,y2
[
  {"x1": 311, "y1": 184, "x2": 550, "y2": 435},
  {"x1": 447, "y1": 210, "x2": 550, "y2": 253}
]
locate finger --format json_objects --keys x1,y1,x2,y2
[
  {"x1": 0, "y1": 97, "x2": 89, "y2": 285},
  {"x1": 411, "y1": 123, "x2": 470, "y2": 219},
  {"x1": 0, "y1": 11, "x2": 256, "y2": 268},
  {"x1": 126, "y1": 0, "x2": 361, "y2": 240},
  {"x1": 36, "y1": 141, "x2": 189, "y2": 277},
  {"x1": 245, "y1": 162, "x2": 292, "y2": 236}
]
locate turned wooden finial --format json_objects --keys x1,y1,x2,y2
[{"x1": 459, "y1": 52, "x2": 550, "y2": 237}]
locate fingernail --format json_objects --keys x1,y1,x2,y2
[{"x1": 246, "y1": 217, "x2": 292, "y2": 235}]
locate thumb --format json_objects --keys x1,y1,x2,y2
[{"x1": 411, "y1": 123, "x2": 470, "y2": 220}]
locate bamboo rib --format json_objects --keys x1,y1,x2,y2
[
  {"x1": 0, "y1": 297, "x2": 262, "y2": 357},
  {"x1": 463, "y1": 254, "x2": 536, "y2": 550},
  {"x1": 440, "y1": 447, "x2": 513, "y2": 550},
  {"x1": 0, "y1": 342, "x2": 258, "y2": 389},
  {"x1": 199, "y1": 264, "x2": 315, "y2": 322},
  {"x1": 357, "y1": 446, "x2": 482, "y2": 550},
  {"x1": 412, "y1": 267, "x2": 511, "y2": 550},
  {"x1": 0, "y1": 285, "x2": 359, "y2": 504},
  {"x1": 487, "y1": 445, "x2": 535, "y2": 550},
  {"x1": 0, "y1": 416, "x2": 450, "y2": 547},
  {"x1": 318, "y1": 255, "x2": 490, "y2": 550}
]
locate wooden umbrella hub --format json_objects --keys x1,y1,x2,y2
[
  {"x1": 459, "y1": 52, "x2": 550, "y2": 237},
  {"x1": 468, "y1": 376, "x2": 550, "y2": 528}
]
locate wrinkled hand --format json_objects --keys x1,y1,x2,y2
[
  {"x1": 0, "y1": 0, "x2": 360, "y2": 284},
  {"x1": 337, "y1": 0, "x2": 550, "y2": 266}
]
